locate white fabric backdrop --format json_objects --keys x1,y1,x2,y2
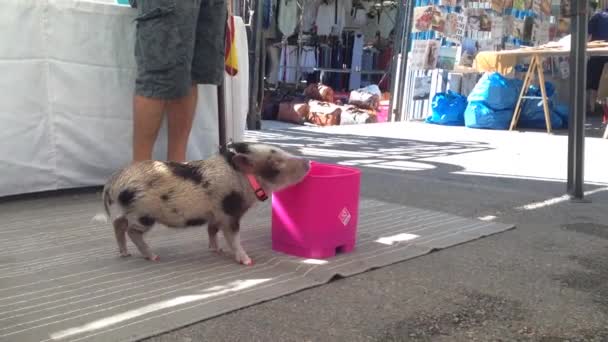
[{"x1": 0, "y1": 0, "x2": 247, "y2": 198}]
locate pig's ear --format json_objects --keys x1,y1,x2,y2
[{"x1": 232, "y1": 154, "x2": 254, "y2": 173}]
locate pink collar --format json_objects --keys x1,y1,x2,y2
[{"x1": 247, "y1": 174, "x2": 268, "y2": 201}]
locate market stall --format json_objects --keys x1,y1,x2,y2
[
  {"x1": 260, "y1": 0, "x2": 399, "y2": 127},
  {"x1": 0, "y1": 0, "x2": 247, "y2": 198}
]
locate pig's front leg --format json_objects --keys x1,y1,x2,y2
[
  {"x1": 223, "y1": 221, "x2": 253, "y2": 266},
  {"x1": 127, "y1": 226, "x2": 159, "y2": 262}
]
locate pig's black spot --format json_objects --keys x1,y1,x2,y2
[
  {"x1": 160, "y1": 190, "x2": 173, "y2": 202},
  {"x1": 165, "y1": 162, "x2": 202, "y2": 184},
  {"x1": 230, "y1": 142, "x2": 251, "y2": 154},
  {"x1": 138, "y1": 215, "x2": 155, "y2": 227},
  {"x1": 202, "y1": 180, "x2": 210, "y2": 188},
  {"x1": 222, "y1": 191, "x2": 246, "y2": 218},
  {"x1": 259, "y1": 160, "x2": 280, "y2": 181},
  {"x1": 270, "y1": 149, "x2": 277, "y2": 154},
  {"x1": 118, "y1": 188, "x2": 136, "y2": 207},
  {"x1": 172, "y1": 208, "x2": 179, "y2": 214},
  {"x1": 185, "y1": 218, "x2": 207, "y2": 226}
]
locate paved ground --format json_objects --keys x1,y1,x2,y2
[{"x1": 135, "y1": 121, "x2": 607, "y2": 341}]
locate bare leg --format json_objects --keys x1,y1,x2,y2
[
  {"x1": 127, "y1": 227, "x2": 159, "y2": 261},
  {"x1": 133, "y1": 95, "x2": 166, "y2": 162},
  {"x1": 113, "y1": 217, "x2": 131, "y2": 257},
  {"x1": 207, "y1": 222, "x2": 222, "y2": 253},
  {"x1": 222, "y1": 221, "x2": 252, "y2": 266},
  {"x1": 166, "y1": 85, "x2": 198, "y2": 162}
]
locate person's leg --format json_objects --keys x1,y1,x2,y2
[
  {"x1": 133, "y1": 96, "x2": 165, "y2": 162},
  {"x1": 162, "y1": 1, "x2": 204, "y2": 162},
  {"x1": 190, "y1": 0, "x2": 228, "y2": 130},
  {"x1": 166, "y1": 84, "x2": 197, "y2": 162},
  {"x1": 131, "y1": 0, "x2": 192, "y2": 162}
]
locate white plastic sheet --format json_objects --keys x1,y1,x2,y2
[{"x1": 0, "y1": 0, "x2": 245, "y2": 197}]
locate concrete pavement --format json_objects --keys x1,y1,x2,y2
[{"x1": 144, "y1": 121, "x2": 608, "y2": 342}]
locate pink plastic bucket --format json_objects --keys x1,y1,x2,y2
[
  {"x1": 377, "y1": 100, "x2": 389, "y2": 123},
  {"x1": 271, "y1": 161, "x2": 361, "y2": 259}
]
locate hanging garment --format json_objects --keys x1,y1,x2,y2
[
  {"x1": 262, "y1": 0, "x2": 273, "y2": 29},
  {"x1": 302, "y1": 0, "x2": 322, "y2": 32},
  {"x1": 224, "y1": 15, "x2": 238, "y2": 76},
  {"x1": 348, "y1": 32, "x2": 364, "y2": 90},
  {"x1": 278, "y1": 44, "x2": 298, "y2": 83},
  {"x1": 299, "y1": 46, "x2": 317, "y2": 74},
  {"x1": 265, "y1": 44, "x2": 280, "y2": 85},
  {"x1": 223, "y1": 16, "x2": 249, "y2": 143},
  {"x1": 315, "y1": 0, "x2": 346, "y2": 36},
  {"x1": 352, "y1": 7, "x2": 367, "y2": 26},
  {"x1": 278, "y1": 0, "x2": 298, "y2": 37}
]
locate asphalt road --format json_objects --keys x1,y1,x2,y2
[{"x1": 143, "y1": 125, "x2": 608, "y2": 342}]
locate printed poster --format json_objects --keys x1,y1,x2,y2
[
  {"x1": 437, "y1": 46, "x2": 458, "y2": 70},
  {"x1": 444, "y1": 12, "x2": 466, "y2": 43},
  {"x1": 439, "y1": 0, "x2": 463, "y2": 7},
  {"x1": 491, "y1": 16, "x2": 504, "y2": 45},
  {"x1": 409, "y1": 40, "x2": 440, "y2": 70},
  {"x1": 560, "y1": 0, "x2": 572, "y2": 17},
  {"x1": 491, "y1": 0, "x2": 505, "y2": 12},
  {"x1": 413, "y1": 76, "x2": 432, "y2": 100},
  {"x1": 425, "y1": 40, "x2": 440, "y2": 69},
  {"x1": 412, "y1": 6, "x2": 446, "y2": 33},
  {"x1": 540, "y1": 0, "x2": 552, "y2": 15},
  {"x1": 413, "y1": 6, "x2": 434, "y2": 32},
  {"x1": 409, "y1": 40, "x2": 431, "y2": 70},
  {"x1": 466, "y1": 8, "x2": 493, "y2": 32}
]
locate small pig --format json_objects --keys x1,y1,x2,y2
[{"x1": 97, "y1": 142, "x2": 310, "y2": 265}]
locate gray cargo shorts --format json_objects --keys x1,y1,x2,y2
[{"x1": 129, "y1": 0, "x2": 227, "y2": 100}]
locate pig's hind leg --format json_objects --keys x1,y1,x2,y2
[
  {"x1": 113, "y1": 217, "x2": 131, "y2": 257},
  {"x1": 207, "y1": 222, "x2": 223, "y2": 254},
  {"x1": 127, "y1": 223, "x2": 159, "y2": 262}
]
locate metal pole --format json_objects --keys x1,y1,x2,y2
[
  {"x1": 566, "y1": 0, "x2": 588, "y2": 200},
  {"x1": 394, "y1": 0, "x2": 414, "y2": 122},
  {"x1": 217, "y1": 82, "x2": 227, "y2": 147},
  {"x1": 387, "y1": 0, "x2": 406, "y2": 121},
  {"x1": 247, "y1": 0, "x2": 264, "y2": 130}
]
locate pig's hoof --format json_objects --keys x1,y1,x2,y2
[
  {"x1": 146, "y1": 255, "x2": 160, "y2": 262},
  {"x1": 119, "y1": 252, "x2": 131, "y2": 258},
  {"x1": 236, "y1": 254, "x2": 253, "y2": 266}
]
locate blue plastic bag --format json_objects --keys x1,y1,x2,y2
[
  {"x1": 554, "y1": 103, "x2": 569, "y2": 128},
  {"x1": 519, "y1": 100, "x2": 564, "y2": 129},
  {"x1": 519, "y1": 81, "x2": 565, "y2": 129},
  {"x1": 425, "y1": 91, "x2": 468, "y2": 126},
  {"x1": 464, "y1": 101, "x2": 514, "y2": 130},
  {"x1": 467, "y1": 72, "x2": 523, "y2": 111}
]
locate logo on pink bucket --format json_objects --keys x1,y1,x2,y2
[{"x1": 339, "y1": 207, "x2": 351, "y2": 226}]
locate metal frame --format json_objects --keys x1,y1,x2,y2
[{"x1": 388, "y1": 0, "x2": 414, "y2": 122}]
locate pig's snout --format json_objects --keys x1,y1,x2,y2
[{"x1": 301, "y1": 159, "x2": 311, "y2": 172}]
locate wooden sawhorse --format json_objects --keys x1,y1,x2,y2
[{"x1": 509, "y1": 53, "x2": 553, "y2": 133}]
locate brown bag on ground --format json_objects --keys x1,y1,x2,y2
[
  {"x1": 277, "y1": 101, "x2": 310, "y2": 124},
  {"x1": 340, "y1": 105, "x2": 377, "y2": 125},
  {"x1": 304, "y1": 84, "x2": 335, "y2": 103},
  {"x1": 348, "y1": 88, "x2": 380, "y2": 110},
  {"x1": 306, "y1": 100, "x2": 341, "y2": 126}
]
